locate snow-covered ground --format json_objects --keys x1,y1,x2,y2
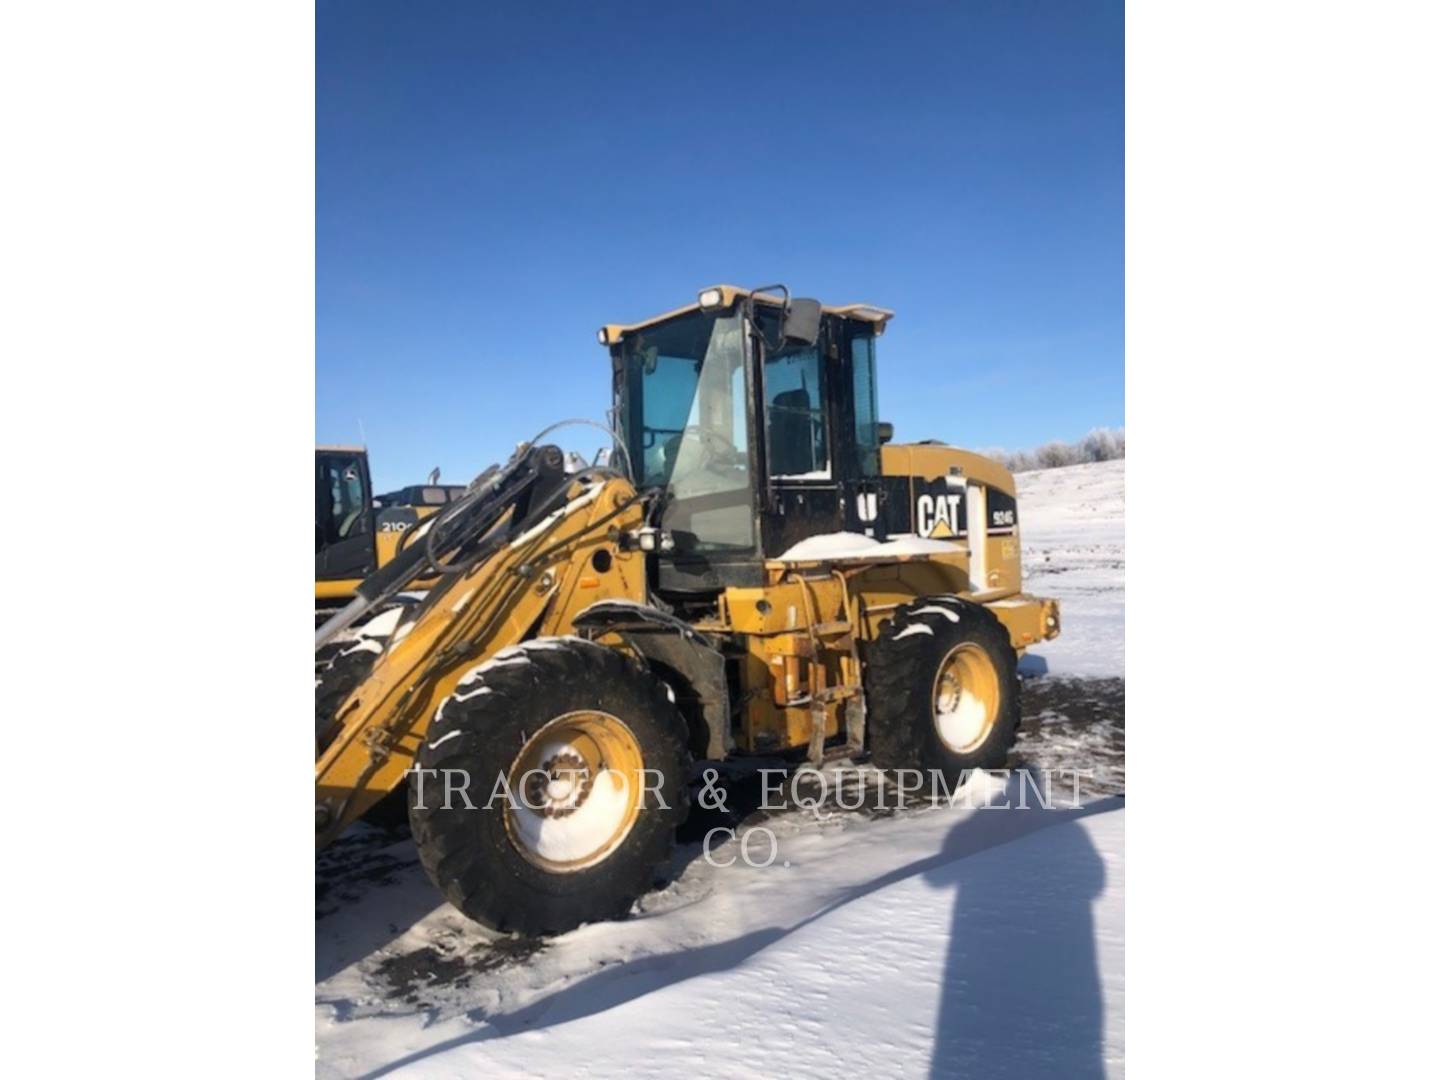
[
  {"x1": 1017, "y1": 458, "x2": 1125, "y2": 678},
  {"x1": 317, "y1": 459, "x2": 1126, "y2": 1078}
]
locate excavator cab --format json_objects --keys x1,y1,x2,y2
[
  {"x1": 315, "y1": 446, "x2": 375, "y2": 584},
  {"x1": 315, "y1": 448, "x2": 468, "y2": 611}
]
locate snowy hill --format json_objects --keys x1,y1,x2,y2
[
  {"x1": 316, "y1": 459, "x2": 1127, "y2": 1078},
  {"x1": 1017, "y1": 458, "x2": 1125, "y2": 678}
]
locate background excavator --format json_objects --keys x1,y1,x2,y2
[
  {"x1": 315, "y1": 284, "x2": 1059, "y2": 936},
  {"x1": 314, "y1": 447, "x2": 464, "y2": 618}
]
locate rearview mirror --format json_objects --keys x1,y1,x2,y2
[
  {"x1": 877, "y1": 421, "x2": 894, "y2": 445},
  {"x1": 783, "y1": 299, "x2": 822, "y2": 346}
]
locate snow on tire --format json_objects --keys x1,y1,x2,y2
[
  {"x1": 865, "y1": 596, "x2": 1021, "y2": 786},
  {"x1": 314, "y1": 605, "x2": 408, "y2": 742},
  {"x1": 410, "y1": 637, "x2": 691, "y2": 937}
]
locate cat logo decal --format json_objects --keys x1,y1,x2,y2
[{"x1": 915, "y1": 493, "x2": 964, "y2": 538}]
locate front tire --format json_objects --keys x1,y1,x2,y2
[
  {"x1": 410, "y1": 638, "x2": 691, "y2": 936},
  {"x1": 866, "y1": 597, "x2": 1020, "y2": 785}
]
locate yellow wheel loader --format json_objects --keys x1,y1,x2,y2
[{"x1": 315, "y1": 285, "x2": 1060, "y2": 936}]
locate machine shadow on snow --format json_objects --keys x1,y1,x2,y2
[{"x1": 348, "y1": 774, "x2": 1119, "y2": 1080}]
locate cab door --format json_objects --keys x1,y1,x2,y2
[
  {"x1": 315, "y1": 450, "x2": 377, "y2": 581},
  {"x1": 758, "y1": 317, "x2": 845, "y2": 557}
]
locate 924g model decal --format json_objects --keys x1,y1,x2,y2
[{"x1": 987, "y1": 489, "x2": 1018, "y2": 534}]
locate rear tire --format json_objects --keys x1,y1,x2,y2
[
  {"x1": 410, "y1": 638, "x2": 691, "y2": 936},
  {"x1": 865, "y1": 596, "x2": 1020, "y2": 787}
]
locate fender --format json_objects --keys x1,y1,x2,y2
[{"x1": 573, "y1": 600, "x2": 731, "y2": 759}]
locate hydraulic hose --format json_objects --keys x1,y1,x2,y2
[{"x1": 524, "y1": 418, "x2": 633, "y2": 483}]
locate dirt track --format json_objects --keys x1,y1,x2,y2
[{"x1": 1012, "y1": 676, "x2": 1125, "y2": 796}]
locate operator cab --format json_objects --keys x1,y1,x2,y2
[
  {"x1": 601, "y1": 285, "x2": 894, "y2": 597},
  {"x1": 315, "y1": 450, "x2": 471, "y2": 589},
  {"x1": 315, "y1": 446, "x2": 375, "y2": 581}
]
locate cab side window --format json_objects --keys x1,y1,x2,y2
[
  {"x1": 765, "y1": 344, "x2": 828, "y2": 479},
  {"x1": 851, "y1": 334, "x2": 881, "y2": 476},
  {"x1": 319, "y1": 456, "x2": 368, "y2": 543}
]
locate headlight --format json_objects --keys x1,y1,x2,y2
[{"x1": 697, "y1": 287, "x2": 724, "y2": 310}]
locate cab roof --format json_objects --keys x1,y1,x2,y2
[{"x1": 598, "y1": 285, "x2": 894, "y2": 346}]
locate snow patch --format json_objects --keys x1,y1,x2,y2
[
  {"x1": 508, "y1": 482, "x2": 604, "y2": 549},
  {"x1": 518, "y1": 636, "x2": 587, "y2": 651},
  {"x1": 479, "y1": 655, "x2": 530, "y2": 670},
  {"x1": 507, "y1": 767, "x2": 635, "y2": 867},
  {"x1": 449, "y1": 685, "x2": 494, "y2": 704},
  {"x1": 357, "y1": 606, "x2": 405, "y2": 638},
  {"x1": 912, "y1": 604, "x2": 961, "y2": 623},
  {"x1": 452, "y1": 638, "x2": 586, "y2": 693},
  {"x1": 895, "y1": 623, "x2": 935, "y2": 640},
  {"x1": 775, "y1": 531, "x2": 961, "y2": 563},
  {"x1": 774, "y1": 468, "x2": 832, "y2": 480},
  {"x1": 935, "y1": 686, "x2": 990, "y2": 749}
]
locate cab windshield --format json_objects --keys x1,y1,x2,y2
[{"x1": 620, "y1": 310, "x2": 754, "y2": 552}]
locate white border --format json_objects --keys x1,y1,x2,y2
[
  {"x1": 3, "y1": 2, "x2": 313, "y2": 1072},
  {"x1": 1130, "y1": 1, "x2": 1438, "y2": 1073}
]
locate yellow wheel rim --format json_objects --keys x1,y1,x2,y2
[
  {"x1": 931, "y1": 642, "x2": 1001, "y2": 753},
  {"x1": 503, "y1": 710, "x2": 645, "y2": 873}
]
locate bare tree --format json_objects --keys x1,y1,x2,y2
[{"x1": 983, "y1": 427, "x2": 1125, "y2": 473}]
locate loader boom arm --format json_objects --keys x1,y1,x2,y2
[
  {"x1": 315, "y1": 451, "x2": 550, "y2": 650},
  {"x1": 315, "y1": 468, "x2": 649, "y2": 846}
]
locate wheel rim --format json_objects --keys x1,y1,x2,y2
[
  {"x1": 503, "y1": 710, "x2": 645, "y2": 873},
  {"x1": 931, "y1": 642, "x2": 1001, "y2": 753}
]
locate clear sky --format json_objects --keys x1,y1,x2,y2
[{"x1": 318, "y1": 0, "x2": 1123, "y2": 492}]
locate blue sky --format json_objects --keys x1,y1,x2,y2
[{"x1": 318, "y1": 1, "x2": 1123, "y2": 492}]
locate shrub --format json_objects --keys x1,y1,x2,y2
[{"x1": 983, "y1": 427, "x2": 1125, "y2": 473}]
